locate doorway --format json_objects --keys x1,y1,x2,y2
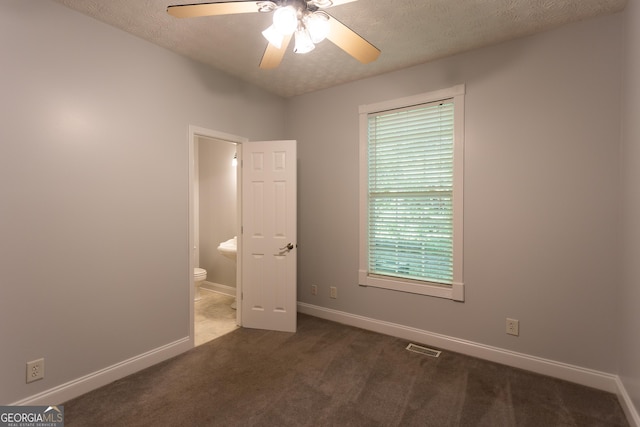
[{"x1": 189, "y1": 126, "x2": 247, "y2": 346}]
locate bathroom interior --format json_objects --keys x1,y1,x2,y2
[{"x1": 193, "y1": 135, "x2": 239, "y2": 346}]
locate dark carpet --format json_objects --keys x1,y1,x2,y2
[{"x1": 64, "y1": 314, "x2": 628, "y2": 426}]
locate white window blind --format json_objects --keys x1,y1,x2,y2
[{"x1": 367, "y1": 100, "x2": 454, "y2": 285}]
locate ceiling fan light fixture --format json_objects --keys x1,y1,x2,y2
[
  {"x1": 305, "y1": 11, "x2": 330, "y2": 43},
  {"x1": 294, "y1": 28, "x2": 315, "y2": 54},
  {"x1": 262, "y1": 25, "x2": 284, "y2": 48},
  {"x1": 272, "y1": 6, "x2": 298, "y2": 35}
]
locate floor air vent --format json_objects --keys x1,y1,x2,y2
[{"x1": 406, "y1": 343, "x2": 441, "y2": 357}]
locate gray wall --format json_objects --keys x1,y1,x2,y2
[
  {"x1": 621, "y1": 0, "x2": 640, "y2": 413},
  {"x1": 198, "y1": 138, "x2": 237, "y2": 287},
  {"x1": 287, "y1": 13, "x2": 622, "y2": 373},
  {"x1": 0, "y1": 0, "x2": 285, "y2": 404}
]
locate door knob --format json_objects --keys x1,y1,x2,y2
[{"x1": 279, "y1": 243, "x2": 294, "y2": 251}]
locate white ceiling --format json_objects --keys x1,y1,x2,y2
[{"x1": 53, "y1": 0, "x2": 627, "y2": 98}]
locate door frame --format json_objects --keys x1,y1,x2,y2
[{"x1": 188, "y1": 125, "x2": 247, "y2": 346}]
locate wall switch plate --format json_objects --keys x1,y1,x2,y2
[
  {"x1": 330, "y1": 286, "x2": 337, "y2": 299},
  {"x1": 311, "y1": 285, "x2": 318, "y2": 296},
  {"x1": 26, "y1": 358, "x2": 45, "y2": 383},
  {"x1": 506, "y1": 318, "x2": 519, "y2": 336}
]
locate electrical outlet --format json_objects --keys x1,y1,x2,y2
[
  {"x1": 26, "y1": 358, "x2": 45, "y2": 383},
  {"x1": 506, "y1": 318, "x2": 519, "y2": 336},
  {"x1": 330, "y1": 286, "x2": 337, "y2": 299},
  {"x1": 311, "y1": 285, "x2": 318, "y2": 296}
]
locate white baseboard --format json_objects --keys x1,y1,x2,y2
[
  {"x1": 616, "y1": 376, "x2": 640, "y2": 427},
  {"x1": 11, "y1": 337, "x2": 192, "y2": 406},
  {"x1": 200, "y1": 281, "x2": 235, "y2": 297},
  {"x1": 297, "y1": 302, "x2": 639, "y2": 427}
]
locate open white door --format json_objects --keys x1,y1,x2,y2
[{"x1": 241, "y1": 140, "x2": 297, "y2": 333}]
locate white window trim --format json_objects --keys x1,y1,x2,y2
[{"x1": 358, "y1": 84, "x2": 465, "y2": 301}]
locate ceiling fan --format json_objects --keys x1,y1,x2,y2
[{"x1": 167, "y1": 0, "x2": 380, "y2": 69}]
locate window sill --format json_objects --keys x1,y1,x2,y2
[{"x1": 358, "y1": 270, "x2": 464, "y2": 301}]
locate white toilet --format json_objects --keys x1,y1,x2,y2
[{"x1": 194, "y1": 267, "x2": 207, "y2": 301}]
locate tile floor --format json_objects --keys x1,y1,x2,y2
[{"x1": 194, "y1": 289, "x2": 238, "y2": 346}]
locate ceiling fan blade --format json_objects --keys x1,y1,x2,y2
[
  {"x1": 167, "y1": 1, "x2": 259, "y2": 18},
  {"x1": 259, "y1": 34, "x2": 293, "y2": 69},
  {"x1": 326, "y1": 15, "x2": 380, "y2": 64}
]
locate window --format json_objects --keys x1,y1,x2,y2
[{"x1": 359, "y1": 85, "x2": 465, "y2": 301}]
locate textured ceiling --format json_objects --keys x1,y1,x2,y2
[{"x1": 53, "y1": 0, "x2": 627, "y2": 98}]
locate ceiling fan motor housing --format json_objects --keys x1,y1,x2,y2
[{"x1": 258, "y1": 0, "x2": 330, "y2": 14}]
